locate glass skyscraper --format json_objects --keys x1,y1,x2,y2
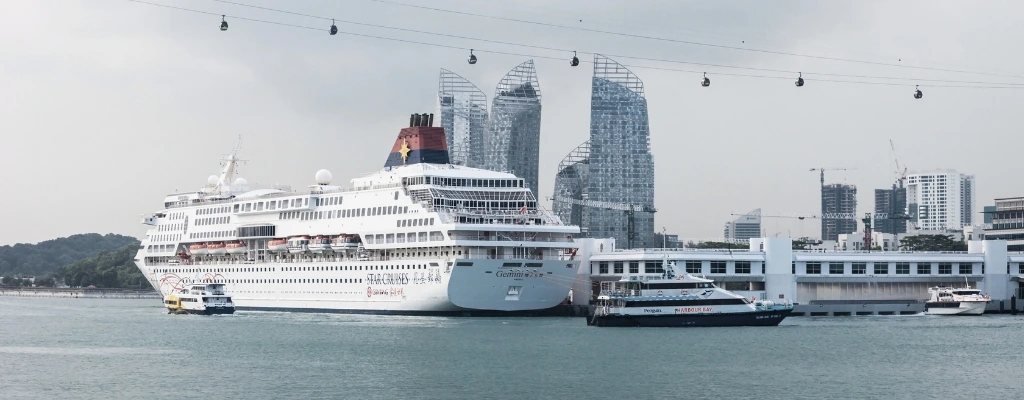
[
  {"x1": 438, "y1": 69, "x2": 488, "y2": 168},
  {"x1": 553, "y1": 55, "x2": 654, "y2": 248},
  {"x1": 483, "y1": 60, "x2": 542, "y2": 195}
]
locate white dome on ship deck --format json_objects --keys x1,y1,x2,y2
[
  {"x1": 233, "y1": 177, "x2": 247, "y2": 186},
  {"x1": 315, "y1": 169, "x2": 332, "y2": 185},
  {"x1": 207, "y1": 175, "x2": 218, "y2": 186}
]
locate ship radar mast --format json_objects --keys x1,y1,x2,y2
[{"x1": 208, "y1": 134, "x2": 247, "y2": 196}]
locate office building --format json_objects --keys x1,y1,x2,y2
[
  {"x1": 985, "y1": 197, "x2": 1024, "y2": 251},
  {"x1": 724, "y1": 209, "x2": 762, "y2": 240}
]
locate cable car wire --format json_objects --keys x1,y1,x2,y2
[{"x1": 126, "y1": 0, "x2": 1024, "y2": 90}]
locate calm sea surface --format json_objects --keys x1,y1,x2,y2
[{"x1": 1, "y1": 297, "x2": 1022, "y2": 399}]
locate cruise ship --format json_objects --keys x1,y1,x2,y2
[{"x1": 134, "y1": 113, "x2": 581, "y2": 315}]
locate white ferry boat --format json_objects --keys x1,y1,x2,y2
[
  {"x1": 924, "y1": 285, "x2": 991, "y2": 315},
  {"x1": 164, "y1": 282, "x2": 235, "y2": 315},
  {"x1": 135, "y1": 114, "x2": 581, "y2": 315},
  {"x1": 588, "y1": 261, "x2": 793, "y2": 327}
]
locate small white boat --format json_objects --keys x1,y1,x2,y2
[
  {"x1": 189, "y1": 243, "x2": 208, "y2": 256},
  {"x1": 925, "y1": 285, "x2": 991, "y2": 315},
  {"x1": 331, "y1": 234, "x2": 361, "y2": 250},
  {"x1": 287, "y1": 236, "x2": 309, "y2": 254},
  {"x1": 164, "y1": 283, "x2": 235, "y2": 315},
  {"x1": 267, "y1": 239, "x2": 288, "y2": 253},
  {"x1": 309, "y1": 236, "x2": 333, "y2": 253},
  {"x1": 226, "y1": 242, "x2": 247, "y2": 255},
  {"x1": 207, "y1": 242, "x2": 227, "y2": 256}
]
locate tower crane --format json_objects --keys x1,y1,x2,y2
[
  {"x1": 810, "y1": 167, "x2": 857, "y2": 187},
  {"x1": 890, "y1": 139, "x2": 908, "y2": 189},
  {"x1": 549, "y1": 196, "x2": 656, "y2": 249}
]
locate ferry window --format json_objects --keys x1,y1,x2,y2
[
  {"x1": 852, "y1": 262, "x2": 867, "y2": 274},
  {"x1": 245, "y1": 203, "x2": 251, "y2": 212},
  {"x1": 629, "y1": 262, "x2": 639, "y2": 274},
  {"x1": 710, "y1": 261, "x2": 726, "y2": 274},
  {"x1": 829, "y1": 262, "x2": 844, "y2": 274},
  {"x1": 959, "y1": 263, "x2": 972, "y2": 275},
  {"x1": 896, "y1": 263, "x2": 910, "y2": 274},
  {"x1": 234, "y1": 204, "x2": 240, "y2": 212},
  {"x1": 938, "y1": 263, "x2": 953, "y2": 275},
  {"x1": 429, "y1": 218, "x2": 434, "y2": 225},
  {"x1": 917, "y1": 263, "x2": 932, "y2": 275},
  {"x1": 613, "y1": 262, "x2": 623, "y2": 274},
  {"x1": 418, "y1": 232, "x2": 427, "y2": 242},
  {"x1": 735, "y1": 261, "x2": 751, "y2": 274},
  {"x1": 645, "y1": 261, "x2": 664, "y2": 274},
  {"x1": 685, "y1": 261, "x2": 701, "y2": 274},
  {"x1": 874, "y1": 263, "x2": 889, "y2": 274},
  {"x1": 806, "y1": 262, "x2": 821, "y2": 274},
  {"x1": 257, "y1": 202, "x2": 264, "y2": 211},
  {"x1": 304, "y1": 198, "x2": 308, "y2": 206},
  {"x1": 403, "y1": 206, "x2": 408, "y2": 213}
]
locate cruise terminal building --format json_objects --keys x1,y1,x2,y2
[{"x1": 573, "y1": 238, "x2": 1024, "y2": 316}]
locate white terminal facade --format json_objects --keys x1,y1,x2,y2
[
  {"x1": 906, "y1": 170, "x2": 975, "y2": 231},
  {"x1": 573, "y1": 238, "x2": 1024, "y2": 316}
]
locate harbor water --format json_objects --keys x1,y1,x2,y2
[{"x1": 1, "y1": 297, "x2": 1022, "y2": 399}]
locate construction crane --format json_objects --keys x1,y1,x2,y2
[
  {"x1": 549, "y1": 196, "x2": 656, "y2": 249},
  {"x1": 810, "y1": 167, "x2": 856, "y2": 187},
  {"x1": 890, "y1": 139, "x2": 908, "y2": 189}
]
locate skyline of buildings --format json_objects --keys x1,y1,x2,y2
[{"x1": 906, "y1": 170, "x2": 976, "y2": 231}]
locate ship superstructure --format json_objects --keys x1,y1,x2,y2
[{"x1": 135, "y1": 114, "x2": 581, "y2": 314}]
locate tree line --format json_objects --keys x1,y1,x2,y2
[{"x1": 0, "y1": 233, "x2": 139, "y2": 277}]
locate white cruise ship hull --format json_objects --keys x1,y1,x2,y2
[
  {"x1": 924, "y1": 300, "x2": 988, "y2": 315},
  {"x1": 141, "y1": 258, "x2": 577, "y2": 315}
]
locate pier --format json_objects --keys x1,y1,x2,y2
[{"x1": 0, "y1": 288, "x2": 160, "y2": 299}]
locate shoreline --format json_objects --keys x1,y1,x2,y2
[{"x1": 0, "y1": 288, "x2": 160, "y2": 299}]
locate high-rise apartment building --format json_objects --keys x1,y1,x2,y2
[
  {"x1": 905, "y1": 170, "x2": 975, "y2": 230},
  {"x1": 874, "y1": 185, "x2": 907, "y2": 235},
  {"x1": 986, "y1": 197, "x2": 1024, "y2": 251},
  {"x1": 437, "y1": 69, "x2": 488, "y2": 168},
  {"x1": 482, "y1": 60, "x2": 542, "y2": 195},
  {"x1": 582, "y1": 55, "x2": 655, "y2": 248},
  {"x1": 822, "y1": 184, "x2": 857, "y2": 241},
  {"x1": 553, "y1": 141, "x2": 590, "y2": 234},
  {"x1": 724, "y1": 209, "x2": 762, "y2": 240}
]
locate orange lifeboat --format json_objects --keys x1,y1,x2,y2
[
  {"x1": 267, "y1": 239, "x2": 288, "y2": 253},
  {"x1": 226, "y1": 242, "x2": 247, "y2": 255},
  {"x1": 189, "y1": 243, "x2": 208, "y2": 256},
  {"x1": 207, "y1": 242, "x2": 227, "y2": 256}
]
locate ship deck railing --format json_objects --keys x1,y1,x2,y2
[{"x1": 148, "y1": 253, "x2": 573, "y2": 266}]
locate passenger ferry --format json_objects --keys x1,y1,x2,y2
[
  {"x1": 163, "y1": 283, "x2": 235, "y2": 315},
  {"x1": 588, "y1": 260, "x2": 793, "y2": 327},
  {"x1": 924, "y1": 285, "x2": 991, "y2": 315},
  {"x1": 135, "y1": 113, "x2": 580, "y2": 315}
]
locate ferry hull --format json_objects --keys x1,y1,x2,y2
[
  {"x1": 186, "y1": 307, "x2": 236, "y2": 315},
  {"x1": 587, "y1": 309, "x2": 792, "y2": 327},
  {"x1": 924, "y1": 301, "x2": 988, "y2": 315}
]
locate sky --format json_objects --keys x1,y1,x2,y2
[{"x1": 2, "y1": 0, "x2": 1023, "y2": 245}]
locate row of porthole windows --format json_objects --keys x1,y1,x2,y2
[
  {"x1": 158, "y1": 223, "x2": 184, "y2": 232},
  {"x1": 150, "y1": 234, "x2": 181, "y2": 243},
  {"x1": 199, "y1": 206, "x2": 230, "y2": 215},
  {"x1": 399, "y1": 218, "x2": 435, "y2": 227},
  {"x1": 189, "y1": 231, "x2": 233, "y2": 239},
  {"x1": 280, "y1": 206, "x2": 411, "y2": 221},
  {"x1": 197, "y1": 217, "x2": 229, "y2": 226}
]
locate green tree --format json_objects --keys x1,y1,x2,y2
[
  {"x1": 899, "y1": 234, "x2": 967, "y2": 252},
  {"x1": 49, "y1": 244, "x2": 148, "y2": 289},
  {"x1": 0, "y1": 233, "x2": 139, "y2": 277},
  {"x1": 693, "y1": 241, "x2": 747, "y2": 249}
]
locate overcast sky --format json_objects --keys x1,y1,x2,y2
[{"x1": 3, "y1": 0, "x2": 1023, "y2": 245}]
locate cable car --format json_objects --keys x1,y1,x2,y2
[
  {"x1": 914, "y1": 85, "x2": 923, "y2": 99},
  {"x1": 795, "y1": 72, "x2": 804, "y2": 87},
  {"x1": 701, "y1": 72, "x2": 710, "y2": 87},
  {"x1": 220, "y1": 15, "x2": 228, "y2": 31},
  {"x1": 468, "y1": 49, "x2": 477, "y2": 65},
  {"x1": 330, "y1": 19, "x2": 337, "y2": 35},
  {"x1": 570, "y1": 51, "x2": 579, "y2": 67}
]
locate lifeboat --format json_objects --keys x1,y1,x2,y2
[
  {"x1": 226, "y1": 242, "x2": 247, "y2": 255},
  {"x1": 287, "y1": 236, "x2": 310, "y2": 254},
  {"x1": 189, "y1": 243, "x2": 208, "y2": 256},
  {"x1": 207, "y1": 242, "x2": 227, "y2": 256},
  {"x1": 331, "y1": 234, "x2": 361, "y2": 250},
  {"x1": 267, "y1": 239, "x2": 288, "y2": 253},
  {"x1": 309, "y1": 236, "x2": 333, "y2": 254}
]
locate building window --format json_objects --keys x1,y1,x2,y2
[
  {"x1": 829, "y1": 262, "x2": 844, "y2": 275},
  {"x1": 806, "y1": 262, "x2": 821, "y2": 274},
  {"x1": 645, "y1": 261, "x2": 664, "y2": 274},
  {"x1": 685, "y1": 261, "x2": 701, "y2": 274},
  {"x1": 959, "y1": 263, "x2": 972, "y2": 275},
  {"x1": 613, "y1": 262, "x2": 624, "y2": 274},
  {"x1": 598, "y1": 262, "x2": 608, "y2": 274},
  {"x1": 896, "y1": 263, "x2": 910, "y2": 274},
  {"x1": 852, "y1": 263, "x2": 866, "y2": 275},
  {"x1": 938, "y1": 263, "x2": 952, "y2": 275},
  {"x1": 735, "y1": 261, "x2": 751, "y2": 274},
  {"x1": 875, "y1": 263, "x2": 889, "y2": 275},
  {"x1": 710, "y1": 261, "x2": 726, "y2": 274},
  {"x1": 917, "y1": 263, "x2": 931, "y2": 275},
  {"x1": 629, "y1": 262, "x2": 639, "y2": 274}
]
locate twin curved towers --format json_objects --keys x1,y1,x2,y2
[
  {"x1": 437, "y1": 55, "x2": 654, "y2": 248},
  {"x1": 437, "y1": 61, "x2": 542, "y2": 195}
]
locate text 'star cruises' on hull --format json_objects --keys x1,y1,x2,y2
[{"x1": 135, "y1": 113, "x2": 581, "y2": 315}]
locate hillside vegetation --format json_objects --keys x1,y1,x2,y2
[
  {"x1": 0, "y1": 233, "x2": 140, "y2": 277},
  {"x1": 49, "y1": 244, "x2": 148, "y2": 289}
]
